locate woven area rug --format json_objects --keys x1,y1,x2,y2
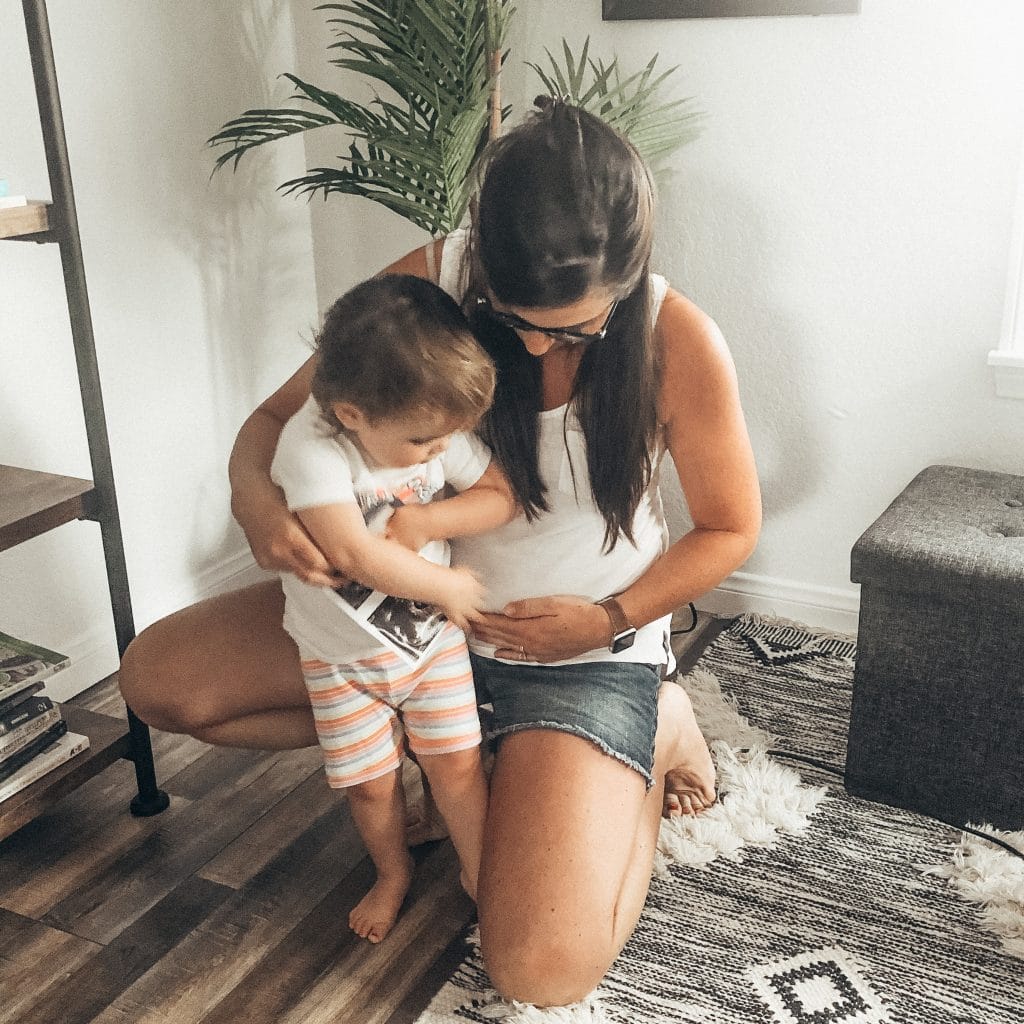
[{"x1": 414, "y1": 614, "x2": 1024, "y2": 1024}]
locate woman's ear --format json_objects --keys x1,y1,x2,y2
[{"x1": 332, "y1": 401, "x2": 365, "y2": 432}]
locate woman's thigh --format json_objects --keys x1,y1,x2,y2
[
  {"x1": 477, "y1": 727, "x2": 653, "y2": 1005},
  {"x1": 119, "y1": 579, "x2": 310, "y2": 734}
]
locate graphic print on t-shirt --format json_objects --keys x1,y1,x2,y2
[
  {"x1": 337, "y1": 474, "x2": 441, "y2": 610},
  {"x1": 332, "y1": 469, "x2": 449, "y2": 663},
  {"x1": 358, "y1": 476, "x2": 438, "y2": 528}
]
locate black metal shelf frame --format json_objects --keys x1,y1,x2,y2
[{"x1": 12, "y1": 0, "x2": 169, "y2": 819}]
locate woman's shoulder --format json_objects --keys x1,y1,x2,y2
[
  {"x1": 653, "y1": 285, "x2": 738, "y2": 421},
  {"x1": 380, "y1": 231, "x2": 463, "y2": 296},
  {"x1": 654, "y1": 285, "x2": 731, "y2": 365}
]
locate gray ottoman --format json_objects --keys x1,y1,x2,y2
[{"x1": 846, "y1": 464, "x2": 1024, "y2": 830}]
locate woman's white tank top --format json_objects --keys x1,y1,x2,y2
[{"x1": 439, "y1": 230, "x2": 675, "y2": 669}]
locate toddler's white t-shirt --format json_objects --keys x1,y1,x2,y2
[{"x1": 270, "y1": 396, "x2": 491, "y2": 663}]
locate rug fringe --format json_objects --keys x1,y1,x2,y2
[
  {"x1": 656, "y1": 742, "x2": 828, "y2": 873},
  {"x1": 678, "y1": 666, "x2": 775, "y2": 749},
  {"x1": 918, "y1": 824, "x2": 1024, "y2": 959},
  {"x1": 444, "y1": 988, "x2": 609, "y2": 1022},
  {"x1": 659, "y1": 666, "x2": 828, "y2": 873}
]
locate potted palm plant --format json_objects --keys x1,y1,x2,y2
[{"x1": 209, "y1": 1, "x2": 701, "y2": 237}]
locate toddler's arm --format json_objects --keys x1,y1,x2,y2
[
  {"x1": 385, "y1": 461, "x2": 517, "y2": 553},
  {"x1": 297, "y1": 503, "x2": 484, "y2": 631}
]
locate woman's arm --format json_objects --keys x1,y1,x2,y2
[
  {"x1": 607, "y1": 290, "x2": 761, "y2": 633},
  {"x1": 228, "y1": 239, "x2": 448, "y2": 584},
  {"x1": 476, "y1": 289, "x2": 762, "y2": 661}
]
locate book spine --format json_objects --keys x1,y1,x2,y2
[
  {"x1": 0, "y1": 695, "x2": 55, "y2": 736},
  {"x1": 0, "y1": 732, "x2": 89, "y2": 804},
  {"x1": 0, "y1": 706, "x2": 62, "y2": 761},
  {"x1": 0, "y1": 682, "x2": 46, "y2": 718},
  {"x1": 0, "y1": 721, "x2": 68, "y2": 784}
]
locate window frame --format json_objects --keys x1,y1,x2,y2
[{"x1": 990, "y1": 133, "x2": 1024, "y2": 399}]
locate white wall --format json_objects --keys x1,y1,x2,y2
[
  {"x1": 3, "y1": 0, "x2": 1020, "y2": 702},
  {"x1": 1, "y1": 1, "x2": 318, "y2": 697},
  {"x1": 301, "y1": 0, "x2": 1024, "y2": 631}
]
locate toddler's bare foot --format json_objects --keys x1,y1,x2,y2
[
  {"x1": 658, "y1": 682, "x2": 717, "y2": 818},
  {"x1": 349, "y1": 855, "x2": 414, "y2": 943}
]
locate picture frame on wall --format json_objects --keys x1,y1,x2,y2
[{"x1": 603, "y1": 1, "x2": 859, "y2": 19}]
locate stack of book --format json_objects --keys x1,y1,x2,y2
[{"x1": 0, "y1": 632, "x2": 89, "y2": 803}]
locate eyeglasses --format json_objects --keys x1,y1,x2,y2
[{"x1": 475, "y1": 295, "x2": 619, "y2": 346}]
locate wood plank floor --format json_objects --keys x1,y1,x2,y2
[{"x1": 0, "y1": 612, "x2": 720, "y2": 1024}]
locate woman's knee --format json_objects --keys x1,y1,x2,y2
[
  {"x1": 119, "y1": 617, "x2": 224, "y2": 734},
  {"x1": 119, "y1": 624, "x2": 183, "y2": 730},
  {"x1": 119, "y1": 581, "x2": 296, "y2": 736},
  {"x1": 479, "y1": 921, "x2": 609, "y2": 1007}
]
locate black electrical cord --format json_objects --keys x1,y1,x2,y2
[{"x1": 669, "y1": 602, "x2": 699, "y2": 636}]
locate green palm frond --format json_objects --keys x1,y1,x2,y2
[
  {"x1": 527, "y1": 37, "x2": 704, "y2": 167},
  {"x1": 209, "y1": 0, "x2": 514, "y2": 236},
  {"x1": 210, "y1": 7, "x2": 700, "y2": 237}
]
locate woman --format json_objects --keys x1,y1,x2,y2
[{"x1": 120, "y1": 100, "x2": 760, "y2": 1006}]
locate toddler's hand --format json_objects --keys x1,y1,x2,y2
[
  {"x1": 385, "y1": 505, "x2": 433, "y2": 554},
  {"x1": 437, "y1": 567, "x2": 487, "y2": 634}
]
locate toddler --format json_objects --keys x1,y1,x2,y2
[{"x1": 270, "y1": 274, "x2": 516, "y2": 942}]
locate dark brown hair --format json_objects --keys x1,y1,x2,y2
[
  {"x1": 465, "y1": 99, "x2": 658, "y2": 550},
  {"x1": 312, "y1": 274, "x2": 495, "y2": 431}
]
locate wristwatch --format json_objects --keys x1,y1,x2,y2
[{"x1": 597, "y1": 596, "x2": 637, "y2": 654}]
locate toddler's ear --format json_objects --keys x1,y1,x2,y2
[{"x1": 332, "y1": 401, "x2": 365, "y2": 431}]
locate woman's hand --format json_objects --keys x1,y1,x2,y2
[
  {"x1": 235, "y1": 492, "x2": 346, "y2": 588},
  {"x1": 469, "y1": 595, "x2": 611, "y2": 663}
]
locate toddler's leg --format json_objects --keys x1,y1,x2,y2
[
  {"x1": 399, "y1": 628, "x2": 485, "y2": 894},
  {"x1": 417, "y1": 747, "x2": 488, "y2": 900},
  {"x1": 300, "y1": 657, "x2": 413, "y2": 942},
  {"x1": 345, "y1": 769, "x2": 415, "y2": 943}
]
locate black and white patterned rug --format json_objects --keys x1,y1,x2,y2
[{"x1": 415, "y1": 615, "x2": 1024, "y2": 1024}]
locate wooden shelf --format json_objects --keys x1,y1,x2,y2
[
  {"x1": 1, "y1": 4, "x2": 170, "y2": 848},
  {"x1": 0, "y1": 704, "x2": 131, "y2": 842},
  {"x1": 0, "y1": 464, "x2": 95, "y2": 552},
  {"x1": 0, "y1": 201, "x2": 50, "y2": 239}
]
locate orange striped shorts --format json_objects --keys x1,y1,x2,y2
[{"x1": 299, "y1": 624, "x2": 481, "y2": 789}]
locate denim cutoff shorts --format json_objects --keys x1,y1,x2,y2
[{"x1": 469, "y1": 654, "x2": 662, "y2": 788}]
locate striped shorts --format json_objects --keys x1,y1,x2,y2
[{"x1": 299, "y1": 624, "x2": 481, "y2": 789}]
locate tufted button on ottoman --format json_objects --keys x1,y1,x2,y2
[{"x1": 846, "y1": 464, "x2": 1024, "y2": 830}]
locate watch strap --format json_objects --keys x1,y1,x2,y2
[{"x1": 597, "y1": 596, "x2": 633, "y2": 647}]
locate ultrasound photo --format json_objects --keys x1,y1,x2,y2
[
  {"x1": 334, "y1": 579, "x2": 375, "y2": 610},
  {"x1": 368, "y1": 597, "x2": 447, "y2": 659}
]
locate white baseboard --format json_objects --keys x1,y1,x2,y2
[
  {"x1": 698, "y1": 571, "x2": 861, "y2": 636},
  {"x1": 42, "y1": 547, "x2": 271, "y2": 703},
  {"x1": 41, "y1": 633, "x2": 120, "y2": 704}
]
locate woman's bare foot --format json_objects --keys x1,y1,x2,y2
[
  {"x1": 403, "y1": 762, "x2": 451, "y2": 846},
  {"x1": 349, "y1": 854, "x2": 414, "y2": 943},
  {"x1": 658, "y1": 682, "x2": 717, "y2": 818},
  {"x1": 405, "y1": 797, "x2": 450, "y2": 846}
]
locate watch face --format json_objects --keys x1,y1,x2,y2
[{"x1": 611, "y1": 628, "x2": 637, "y2": 654}]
